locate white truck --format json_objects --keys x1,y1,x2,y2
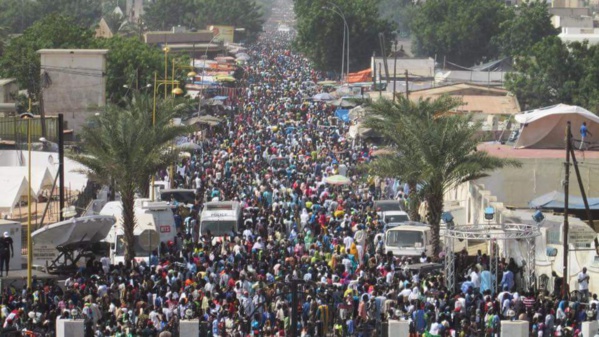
[
  {"x1": 199, "y1": 201, "x2": 242, "y2": 241},
  {"x1": 100, "y1": 199, "x2": 177, "y2": 264},
  {"x1": 383, "y1": 221, "x2": 468, "y2": 257},
  {"x1": 384, "y1": 223, "x2": 433, "y2": 257}
]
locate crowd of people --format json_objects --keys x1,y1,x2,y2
[{"x1": 1, "y1": 22, "x2": 597, "y2": 337}]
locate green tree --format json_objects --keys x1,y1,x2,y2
[
  {"x1": 197, "y1": 0, "x2": 266, "y2": 40},
  {"x1": 378, "y1": 0, "x2": 415, "y2": 37},
  {"x1": 0, "y1": 14, "x2": 94, "y2": 106},
  {"x1": 410, "y1": 0, "x2": 508, "y2": 66},
  {"x1": 294, "y1": 0, "x2": 394, "y2": 73},
  {"x1": 364, "y1": 96, "x2": 520, "y2": 255},
  {"x1": 0, "y1": 0, "x2": 42, "y2": 33},
  {"x1": 69, "y1": 94, "x2": 192, "y2": 265},
  {"x1": 505, "y1": 37, "x2": 589, "y2": 111},
  {"x1": 142, "y1": 0, "x2": 198, "y2": 31},
  {"x1": 0, "y1": 0, "x2": 103, "y2": 33},
  {"x1": 494, "y1": 0, "x2": 558, "y2": 57},
  {"x1": 93, "y1": 36, "x2": 176, "y2": 104}
]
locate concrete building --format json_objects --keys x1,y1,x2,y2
[
  {"x1": 0, "y1": 79, "x2": 18, "y2": 116},
  {"x1": 552, "y1": 0, "x2": 585, "y2": 7},
  {"x1": 552, "y1": 14, "x2": 594, "y2": 29},
  {"x1": 144, "y1": 31, "x2": 224, "y2": 58},
  {"x1": 38, "y1": 49, "x2": 108, "y2": 132},
  {"x1": 559, "y1": 27, "x2": 599, "y2": 45},
  {"x1": 0, "y1": 78, "x2": 18, "y2": 104},
  {"x1": 443, "y1": 143, "x2": 599, "y2": 295},
  {"x1": 408, "y1": 83, "x2": 520, "y2": 117}
]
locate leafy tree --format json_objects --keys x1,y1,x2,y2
[
  {"x1": 505, "y1": 37, "x2": 589, "y2": 111},
  {"x1": 0, "y1": 0, "x2": 103, "y2": 33},
  {"x1": 410, "y1": 0, "x2": 508, "y2": 66},
  {"x1": 197, "y1": 0, "x2": 266, "y2": 40},
  {"x1": 0, "y1": 0, "x2": 42, "y2": 33},
  {"x1": 142, "y1": 0, "x2": 198, "y2": 31},
  {"x1": 494, "y1": 0, "x2": 558, "y2": 57},
  {"x1": 0, "y1": 15, "x2": 94, "y2": 106},
  {"x1": 364, "y1": 96, "x2": 520, "y2": 255},
  {"x1": 294, "y1": 0, "x2": 394, "y2": 73},
  {"x1": 93, "y1": 36, "x2": 178, "y2": 104},
  {"x1": 378, "y1": 0, "x2": 415, "y2": 37},
  {"x1": 69, "y1": 94, "x2": 192, "y2": 265}
]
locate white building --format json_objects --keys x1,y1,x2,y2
[
  {"x1": 559, "y1": 27, "x2": 599, "y2": 45},
  {"x1": 38, "y1": 49, "x2": 108, "y2": 131}
]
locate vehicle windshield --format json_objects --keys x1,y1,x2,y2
[
  {"x1": 161, "y1": 190, "x2": 196, "y2": 204},
  {"x1": 201, "y1": 220, "x2": 237, "y2": 236},
  {"x1": 376, "y1": 202, "x2": 401, "y2": 212},
  {"x1": 385, "y1": 214, "x2": 409, "y2": 223},
  {"x1": 386, "y1": 230, "x2": 424, "y2": 247}
]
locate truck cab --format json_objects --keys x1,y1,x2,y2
[{"x1": 384, "y1": 223, "x2": 433, "y2": 257}]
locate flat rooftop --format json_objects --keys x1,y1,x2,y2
[{"x1": 478, "y1": 142, "x2": 599, "y2": 160}]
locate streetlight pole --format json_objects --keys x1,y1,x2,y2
[
  {"x1": 323, "y1": 6, "x2": 344, "y2": 82},
  {"x1": 324, "y1": 4, "x2": 349, "y2": 82},
  {"x1": 328, "y1": 2, "x2": 349, "y2": 80},
  {"x1": 163, "y1": 45, "x2": 170, "y2": 99},
  {"x1": 393, "y1": 40, "x2": 398, "y2": 103}
]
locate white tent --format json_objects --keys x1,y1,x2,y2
[
  {"x1": 0, "y1": 166, "x2": 54, "y2": 195},
  {"x1": 514, "y1": 104, "x2": 599, "y2": 149},
  {"x1": 0, "y1": 176, "x2": 35, "y2": 214}
]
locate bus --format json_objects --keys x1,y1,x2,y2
[{"x1": 199, "y1": 201, "x2": 242, "y2": 239}]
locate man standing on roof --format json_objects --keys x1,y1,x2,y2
[
  {"x1": 580, "y1": 122, "x2": 592, "y2": 150},
  {"x1": 0, "y1": 232, "x2": 13, "y2": 277}
]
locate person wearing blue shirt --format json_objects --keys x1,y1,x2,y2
[
  {"x1": 412, "y1": 307, "x2": 427, "y2": 334},
  {"x1": 500, "y1": 269, "x2": 514, "y2": 291},
  {"x1": 461, "y1": 277, "x2": 474, "y2": 294},
  {"x1": 580, "y1": 122, "x2": 593, "y2": 150}
]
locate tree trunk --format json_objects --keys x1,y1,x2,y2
[
  {"x1": 426, "y1": 188, "x2": 444, "y2": 257},
  {"x1": 140, "y1": 178, "x2": 150, "y2": 199},
  {"x1": 407, "y1": 180, "x2": 420, "y2": 221},
  {"x1": 121, "y1": 186, "x2": 136, "y2": 269}
]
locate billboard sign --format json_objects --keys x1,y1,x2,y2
[{"x1": 208, "y1": 25, "x2": 235, "y2": 43}]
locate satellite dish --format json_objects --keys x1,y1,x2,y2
[{"x1": 48, "y1": 155, "x2": 55, "y2": 166}]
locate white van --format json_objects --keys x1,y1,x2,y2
[
  {"x1": 101, "y1": 199, "x2": 177, "y2": 264},
  {"x1": 199, "y1": 201, "x2": 242, "y2": 239}
]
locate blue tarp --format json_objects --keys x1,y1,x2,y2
[
  {"x1": 335, "y1": 109, "x2": 350, "y2": 123},
  {"x1": 529, "y1": 190, "x2": 599, "y2": 210},
  {"x1": 213, "y1": 96, "x2": 229, "y2": 100}
]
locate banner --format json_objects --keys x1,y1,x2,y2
[{"x1": 208, "y1": 25, "x2": 235, "y2": 43}]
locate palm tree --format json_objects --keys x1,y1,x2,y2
[
  {"x1": 69, "y1": 94, "x2": 192, "y2": 265},
  {"x1": 364, "y1": 96, "x2": 520, "y2": 255}
]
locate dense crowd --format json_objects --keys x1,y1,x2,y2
[{"x1": 1, "y1": 26, "x2": 597, "y2": 337}]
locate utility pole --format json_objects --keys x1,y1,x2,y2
[
  {"x1": 569, "y1": 139, "x2": 596, "y2": 231},
  {"x1": 393, "y1": 40, "x2": 397, "y2": 103},
  {"x1": 58, "y1": 113, "x2": 65, "y2": 221},
  {"x1": 563, "y1": 121, "x2": 571, "y2": 298},
  {"x1": 379, "y1": 68, "x2": 382, "y2": 98},
  {"x1": 405, "y1": 69, "x2": 409, "y2": 98}
]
